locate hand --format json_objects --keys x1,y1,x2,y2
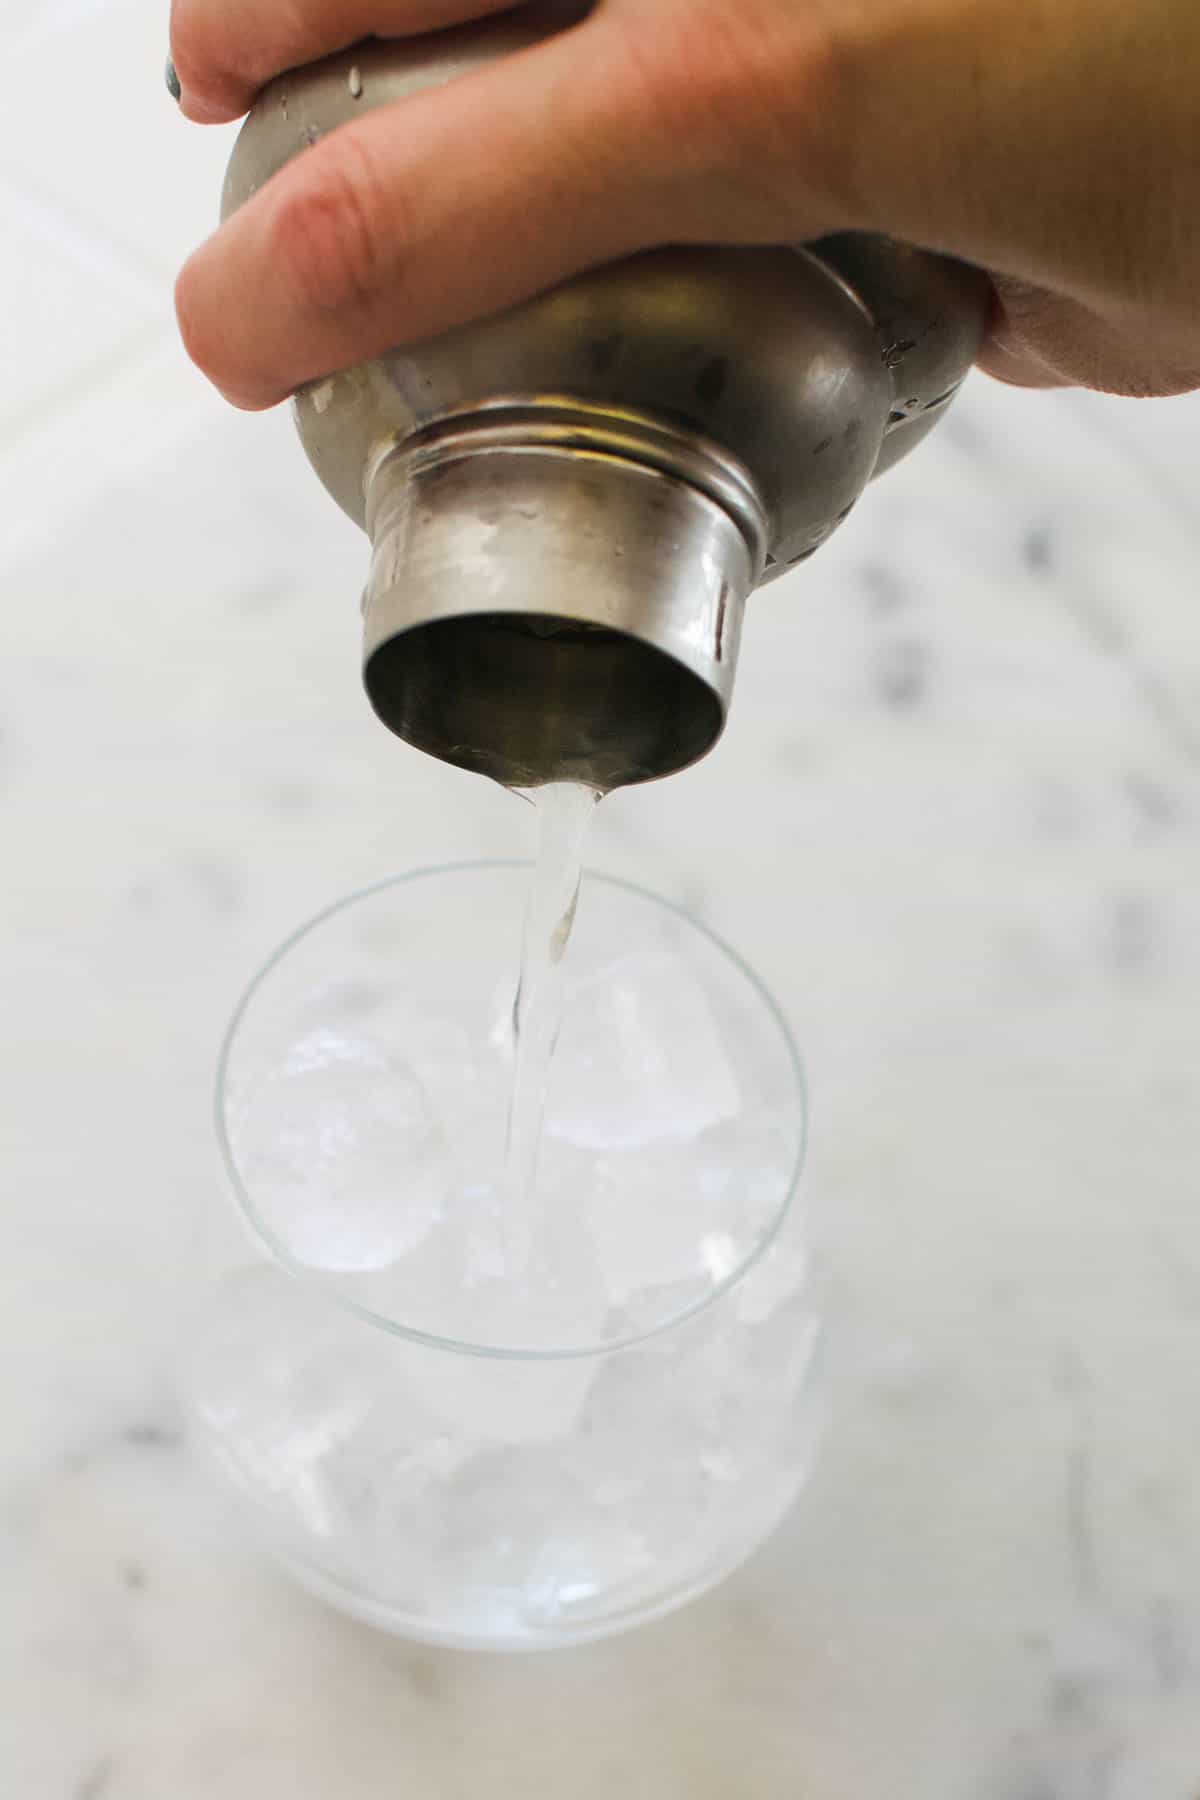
[{"x1": 170, "y1": 0, "x2": 1200, "y2": 409}]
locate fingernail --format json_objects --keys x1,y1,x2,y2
[{"x1": 166, "y1": 56, "x2": 182, "y2": 103}]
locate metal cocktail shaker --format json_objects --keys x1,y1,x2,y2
[{"x1": 222, "y1": 2, "x2": 989, "y2": 789}]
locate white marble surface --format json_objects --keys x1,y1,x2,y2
[{"x1": 4, "y1": 6, "x2": 1200, "y2": 1796}]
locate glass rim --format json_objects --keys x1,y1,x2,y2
[{"x1": 215, "y1": 860, "x2": 808, "y2": 1362}]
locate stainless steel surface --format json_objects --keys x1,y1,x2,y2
[
  {"x1": 222, "y1": 7, "x2": 990, "y2": 787},
  {"x1": 815, "y1": 234, "x2": 995, "y2": 479},
  {"x1": 362, "y1": 414, "x2": 759, "y2": 786}
]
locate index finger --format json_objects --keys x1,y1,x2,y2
[{"x1": 169, "y1": 0, "x2": 520, "y2": 122}]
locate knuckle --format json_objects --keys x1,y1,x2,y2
[
  {"x1": 170, "y1": 0, "x2": 278, "y2": 117},
  {"x1": 169, "y1": 2, "x2": 236, "y2": 112},
  {"x1": 268, "y1": 134, "x2": 390, "y2": 319}
]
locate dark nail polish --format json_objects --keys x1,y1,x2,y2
[{"x1": 166, "y1": 56, "x2": 182, "y2": 103}]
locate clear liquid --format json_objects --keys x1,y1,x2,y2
[{"x1": 504, "y1": 782, "x2": 599, "y2": 1267}]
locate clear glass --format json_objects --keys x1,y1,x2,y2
[{"x1": 188, "y1": 864, "x2": 821, "y2": 1650}]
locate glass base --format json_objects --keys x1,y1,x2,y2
[
  {"x1": 187, "y1": 1259, "x2": 823, "y2": 1652},
  {"x1": 272, "y1": 1511, "x2": 797, "y2": 1653}
]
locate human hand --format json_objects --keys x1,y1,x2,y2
[{"x1": 170, "y1": 0, "x2": 1200, "y2": 409}]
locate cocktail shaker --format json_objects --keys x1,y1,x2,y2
[{"x1": 222, "y1": 2, "x2": 989, "y2": 788}]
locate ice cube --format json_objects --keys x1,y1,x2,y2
[
  {"x1": 188, "y1": 1267, "x2": 384, "y2": 1541},
  {"x1": 346, "y1": 1154, "x2": 612, "y2": 1366},
  {"x1": 544, "y1": 1103, "x2": 795, "y2": 1317},
  {"x1": 402, "y1": 1311, "x2": 602, "y2": 1443},
  {"x1": 548, "y1": 950, "x2": 741, "y2": 1151},
  {"x1": 189, "y1": 1269, "x2": 476, "y2": 1594},
  {"x1": 229, "y1": 1028, "x2": 447, "y2": 1273}
]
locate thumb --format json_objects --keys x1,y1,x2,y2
[
  {"x1": 177, "y1": 13, "x2": 684, "y2": 409},
  {"x1": 978, "y1": 274, "x2": 1200, "y2": 399}
]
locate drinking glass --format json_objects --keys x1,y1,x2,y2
[{"x1": 187, "y1": 864, "x2": 821, "y2": 1649}]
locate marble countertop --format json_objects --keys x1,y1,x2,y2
[{"x1": 3, "y1": 8, "x2": 1200, "y2": 1794}]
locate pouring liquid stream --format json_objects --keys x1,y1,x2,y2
[{"x1": 503, "y1": 781, "x2": 600, "y2": 1274}]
